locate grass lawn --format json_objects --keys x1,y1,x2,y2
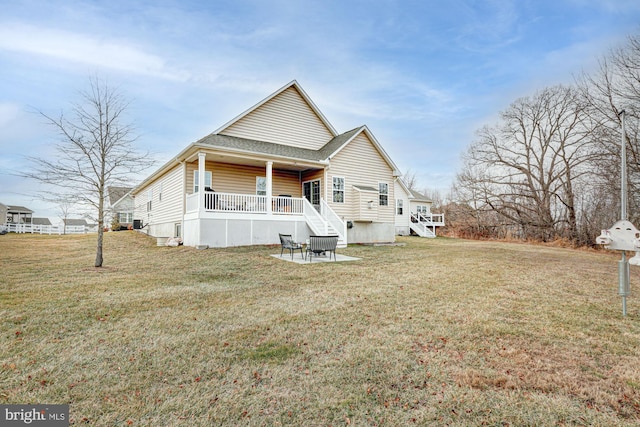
[{"x1": 1, "y1": 232, "x2": 640, "y2": 426}]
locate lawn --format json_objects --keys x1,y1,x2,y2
[{"x1": 1, "y1": 232, "x2": 640, "y2": 426}]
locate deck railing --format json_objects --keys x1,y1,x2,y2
[
  {"x1": 414, "y1": 212, "x2": 445, "y2": 225},
  {"x1": 186, "y1": 191, "x2": 304, "y2": 215}
]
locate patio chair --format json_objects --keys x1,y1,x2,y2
[
  {"x1": 306, "y1": 235, "x2": 339, "y2": 262},
  {"x1": 279, "y1": 233, "x2": 304, "y2": 260}
]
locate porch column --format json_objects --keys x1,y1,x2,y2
[
  {"x1": 266, "y1": 161, "x2": 273, "y2": 214},
  {"x1": 198, "y1": 152, "x2": 206, "y2": 212}
]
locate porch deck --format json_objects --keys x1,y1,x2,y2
[{"x1": 186, "y1": 192, "x2": 304, "y2": 215}]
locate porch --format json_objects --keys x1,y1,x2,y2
[
  {"x1": 410, "y1": 212, "x2": 445, "y2": 238},
  {"x1": 184, "y1": 191, "x2": 346, "y2": 248}
]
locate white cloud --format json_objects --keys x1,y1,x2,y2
[{"x1": 0, "y1": 22, "x2": 190, "y2": 81}]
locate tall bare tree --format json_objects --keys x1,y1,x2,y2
[
  {"x1": 25, "y1": 77, "x2": 154, "y2": 267},
  {"x1": 457, "y1": 85, "x2": 596, "y2": 242},
  {"x1": 577, "y1": 33, "x2": 640, "y2": 228}
]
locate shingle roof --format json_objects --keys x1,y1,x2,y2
[
  {"x1": 32, "y1": 217, "x2": 52, "y2": 226},
  {"x1": 6, "y1": 205, "x2": 33, "y2": 213},
  {"x1": 197, "y1": 127, "x2": 363, "y2": 163},
  {"x1": 108, "y1": 186, "x2": 133, "y2": 205},
  {"x1": 409, "y1": 190, "x2": 432, "y2": 202}
]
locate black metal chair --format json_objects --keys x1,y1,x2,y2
[
  {"x1": 279, "y1": 233, "x2": 304, "y2": 260},
  {"x1": 305, "y1": 235, "x2": 339, "y2": 262}
]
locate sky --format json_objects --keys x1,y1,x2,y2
[{"x1": 1, "y1": 0, "x2": 640, "y2": 221}]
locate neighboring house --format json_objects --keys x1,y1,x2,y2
[
  {"x1": 132, "y1": 80, "x2": 408, "y2": 249},
  {"x1": 1, "y1": 203, "x2": 33, "y2": 225},
  {"x1": 394, "y1": 183, "x2": 445, "y2": 238},
  {"x1": 108, "y1": 186, "x2": 134, "y2": 230},
  {"x1": 32, "y1": 218, "x2": 52, "y2": 226},
  {"x1": 62, "y1": 218, "x2": 89, "y2": 232}
]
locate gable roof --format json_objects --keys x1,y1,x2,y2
[
  {"x1": 6, "y1": 205, "x2": 33, "y2": 213},
  {"x1": 321, "y1": 125, "x2": 401, "y2": 176},
  {"x1": 133, "y1": 81, "x2": 403, "y2": 192},
  {"x1": 108, "y1": 186, "x2": 133, "y2": 205},
  {"x1": 214, "y1": 80, "x2": 338, "y2": 138}
]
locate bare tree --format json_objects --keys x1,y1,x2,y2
[
  {"x1": 24, "y1": 77, "x2": 154, "y2": 267},
  {"x1": 403, "y1": 169, "x2": 419, "y2": 191},
  {"x1": 457, "y1": 85, "x2": 596, "y2": 242},
  {"x1": 55, "y1": 198, "x2": 76, "y2": 235},
  {"x1": 577, "y1": 33, "x2": 640, "y2": 228}
]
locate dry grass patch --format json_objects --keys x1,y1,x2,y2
[{"x1": 1, "y1": 232, "x2": 640, "y2": 425}]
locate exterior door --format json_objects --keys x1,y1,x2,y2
[{"x1": 303, "y1": 179, "x2": 321, "y2": 211}]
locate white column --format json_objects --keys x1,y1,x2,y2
[
  {"x1": 266, "y1": 161, "x2": 273, "y2": 214},
  {"x1": 198, "y1": 152, "x2": 206, "y2": 212}
]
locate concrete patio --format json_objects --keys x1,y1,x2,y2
[{"x1": 270, "y1": 253, "x2": 360, "y2": 264}]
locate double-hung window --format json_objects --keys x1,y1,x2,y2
[
  {"x1": 396, "y1": 199, "x2": 403, "y2": 215},
  {"x1": 333, "y1": 177, "x2": 345, "y2": 203},
  {"x1": 379, "y1": 182, "x2": 389, "y2": 206}
]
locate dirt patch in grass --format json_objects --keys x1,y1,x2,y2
[{"x1": 1, "y1": 232, "x2": 640, "y2": 425}]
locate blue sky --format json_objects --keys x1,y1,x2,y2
[{"x1": 1, "y1": 0, "x2": 640, "y2": 220}]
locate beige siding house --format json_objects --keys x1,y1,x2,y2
[
  {"x1": 132, "y1": 80, "x2": 410, "y2": 248},
  {"x1": 394, "y1": 181, "x2": 445, "y2": 238}
]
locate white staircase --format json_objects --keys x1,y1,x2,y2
[
  {"x1": 410, "y1": 213, "x2": 444, "y2": 238},
  {"x1": 303, "y1": 199, "x2": 347, "y2": 247}
]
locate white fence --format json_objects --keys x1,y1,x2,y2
[{"x1": 2, "y1": 223, "x2": 91, "y2": 235}]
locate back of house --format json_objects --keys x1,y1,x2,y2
[{"x1": 132, "y1": 80, "x2": 407, "y2": 249}]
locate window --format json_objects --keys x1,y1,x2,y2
[
  {"x1": 256, "y1": 177, "x2": 266, "y2": 196},
  {"x1": 158, "y1": 182, "x2": 163, "y2": 202},
  {"x1": 118, "y1": 212, "x2": 133, "y2": 223},
  {"x1": 332, "y1": 177, "x2": 345, "y2": 203},
  {"x1": 379, "y1": 182, "x2": 389, "y2": 206},
  {"x1": 193, "y1": 170, "x2": 212, "y2": 192},
  {"x1": 396, "y1": 199, "x2": 403, "y2": 215},
  {"x1": 175, "y1": 223, "x2": 182, "y2": 238},
  {"x1": 147, "y1": 189, "x2": 153, "y2": 212}
]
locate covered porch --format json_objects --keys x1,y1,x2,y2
[{"x1": 182, "y1": 150, "x2": 346, "y2": 248}]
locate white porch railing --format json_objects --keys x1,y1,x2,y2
[
  {"x1": 415, "y1": 212, "x2": 445, "y2": 226},
  {"x1": 186, "y1": 191, "x2": 304, "y2": 215},
  {"x1": 3, "y1": 223, "x2": 90, "y2": 235}
]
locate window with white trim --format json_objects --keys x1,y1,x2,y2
[
  {"x1": 256, "y1": 177, "x2": 266, "y2": 196},
  {"x1": 147, "y1": 189, "x2": 153, "y2": 212},
  {"x1": 332, "y1": 177, "x2": 345, "y2": 203},
  {"x1": 396, "y1": 199, "x2": 403, "y2": 215},
  {"x1": 158, "y1": 182, "x2": 163, "y2": 202},
  {"x1": 118, "y1": 212, "x2": 133, "y2": 223},
  {"x1": 193, "y1": 170, "x2": 212, "y2": 192},
  {"x1": 379, "y1": 182, "x2": 389, "y2": 206}
]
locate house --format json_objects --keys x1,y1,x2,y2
[
  {"x1": 108, "y1": 186, "x2": 134, "y2": 230},
  {"x1": 1, "y1": 203, "x2": 33, "y2": 225},
  {"x1": 394, "y1": 182, "x2": 445, "y2": 237},
  {"x1": 132, "y1": 80, "x2": 413, "y2": 249},
  {"x1": 32, "y1": 217, "x2": 52, "y2": 226}
]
